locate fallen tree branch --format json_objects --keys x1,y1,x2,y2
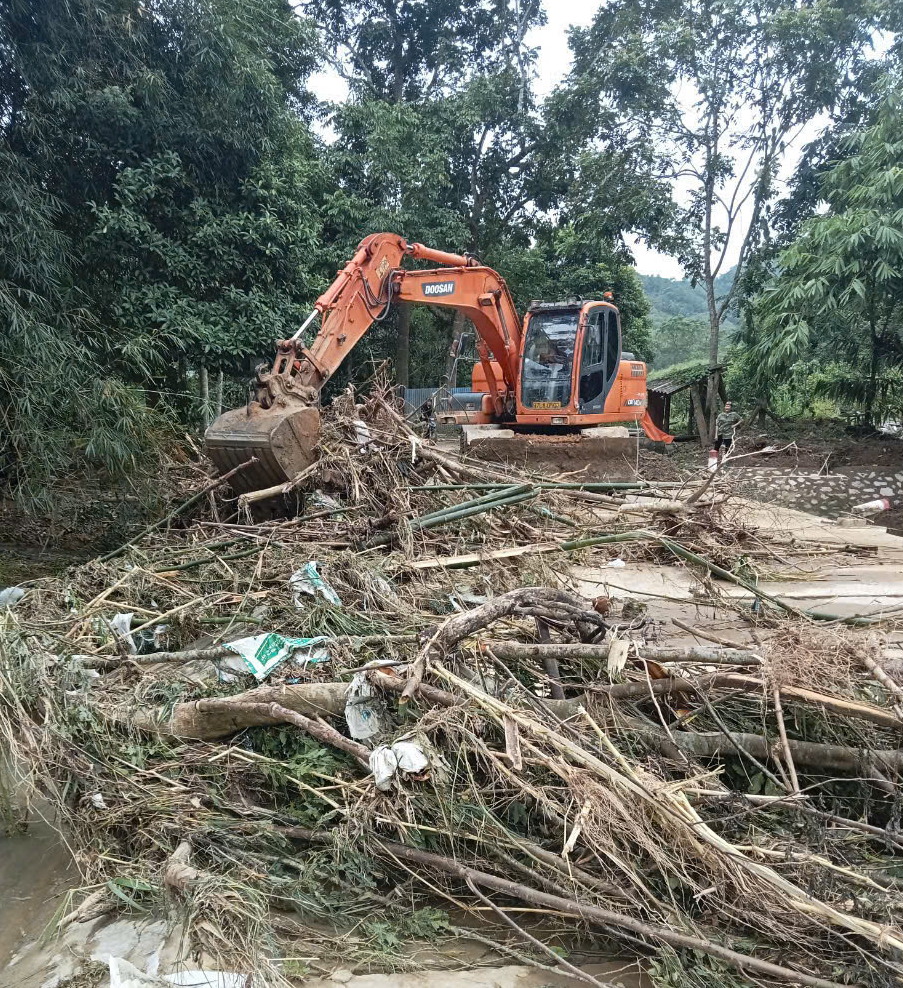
[
  {"x1": 280, "y1": 828, "x2": 850, "y2": 988},
  {"x1": 600, "y1": 673, "x2": 903, "y2": 731},
  {"x1": 118, "y1": 683, "x2": 350, "y2": 739},
  {"x1": 630, "y1": 719, "x2": 903, "y2": 775},
  {"x1": 484, "y1": 641, "x2": 762, "y2": 667},
  {"x1": 237, "y1": 462, "x2": 319, "y2": 509},
  {"x1": 773, "y1": 686, "x2": 801, "y2": 794},
  {"x1": 401, "y1": 587, "x2": 599, "y2": 703}
]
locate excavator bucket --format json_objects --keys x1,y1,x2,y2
[{"x1": 205, "y1": 402, "x2": 321, "y2": 496}]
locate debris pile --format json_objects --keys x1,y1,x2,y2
[{"x1": 2, "y1": 381, "x2": 903, "y2": 988}]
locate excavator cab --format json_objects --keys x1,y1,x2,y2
[
  {"x1": 517, "y1": 301, "x2": 624, "y2": 425},
  {"x1": 520, "y1": 307, "x2": 579, "y2": 410}
]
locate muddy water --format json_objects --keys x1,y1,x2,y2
[{"x1": 0, "y1": 760, "x2": 76, "y2": 983}]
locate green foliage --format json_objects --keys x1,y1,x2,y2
[
  {"x1": 494, "y1": 223, "x2": 655, "y2": 363},
  {"x1": 651, "y1": 316, "x2": 711, "y2": 369},
  {"x1": 569, "y1": 0, "x2": 881, "y2": 367},
  {"x1": 649, "y1": 946, "x2": 759, "y2": 988},
  {"x1": 0, "y1": 0, "x2": 324, "y2": 500},
  {"x1": 648, "y1": 358, "x2": 710, "y2": 388},
  {"x1": 641, "y1": 271, "x2": 738, "y2": 326},
  {"x1": 363, "y1": 907, "x2": 453, "y2": 958},
  {"x1": 752, "y1": 77, "x2": 903, "y2": 423}
]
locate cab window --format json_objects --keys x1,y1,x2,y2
[{"x1": 521, "y1": 311, "x2": 579, "y2": 409}]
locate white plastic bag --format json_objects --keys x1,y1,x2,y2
[
  {"x1": 345, "y1": 671, "x2": 386, "y2": 740},
  {"x1": 368, "y1": 740, "x2": 429, "y2": 791},
  {"x1": 109, "y1": 957, "x2": 246, "y2": 988},
  {"x1": 110, "y1": 612, "x2": 138, "y2": 653},
  {"x1": 290, "y1": 561, "x2": 342, "y2": 608},
  {"x1": 392, "y1": 741, "x2": 429, "y2": 775},
  {"x1": 369, "y1": 745, "x2": 398, "y2": 791},
  {"x1": 0, "y1": 586, "x2": 25, "y2": 609}
]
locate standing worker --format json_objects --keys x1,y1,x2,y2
[{"x1": 715, "y1": 400, "x2": 742, "y2": 463}]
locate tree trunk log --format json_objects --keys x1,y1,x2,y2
[
  {"x1": 633, "y1": 719, "x2": 903, "y2": 774},
  {"x1": 485, "y1": 642, "x2": 761, "y2": 667},
  {"x1": 120, "y1": 683, "x2": 349, "y2": 739},
  {"x1": 690, "y1": 383, "x2": 710, "y2": 447}
]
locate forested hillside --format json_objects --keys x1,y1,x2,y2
[{"x1": 640, "y1": 270, "x2": 738, "y2": 326}]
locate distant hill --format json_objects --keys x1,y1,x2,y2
[{"x1": 639, "y1": 268, "x2": 738, "y2": 327}]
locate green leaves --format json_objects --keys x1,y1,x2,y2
[{"x1": 751, "y1": 78, "x2": 903, "y2": 422}]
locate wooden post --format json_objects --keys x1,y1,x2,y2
[
  {"x1": 444, "y1": 310, "x2": 467, "y2": 387},
  {"x1": 199, "y1": 364, "x2": 210, "y2": 426}
]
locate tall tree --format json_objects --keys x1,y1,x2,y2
[
  {"x1": 752, "y1": 77, "x2": 903, "y2": 426},
  {"x1": 309, "y1": 0, "x2": 547, "y2": 387},
  {"x1": 571, "y1": 0, "x2": 880, "y2": 438}
]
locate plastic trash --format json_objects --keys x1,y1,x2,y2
[
  {"x1": 108, "y1": 613, "x2": 168, "y2": 655},
  {"x1": 290, "y1": 561, "x2": 342, "y2": 608},
  {"x1": 607, "y1": 558, "x2": 626, "y2": 568},
  {"x1": 368, "y1": 740, "x2": 429, "y2": 791},
  {"x1": 110, "y1": 612, "x2": 138, "y2": 653},
  {"x1": 345, "y1": 671, "x2": 387, "y2": 740},
  {"x1": 392, "y1": 740, "x2": 429, "y2": 775},
  {"x1": 852, "y1": 496, "x2": 891, "y2": 516},
  {"x1": 308, "y1": 490, "x2": 343, "y2": 513},
  {"x1": 0, "y1": 586, "x2": 25, "y2": 609},
  {"x1": 607, "y1": 639, "x2": 630, "y2": 675},
  {"x1": 224, "y1": 633, "x2": 329, "y2": 681},
  {"x1": 369, "y1": 745, "x2": 398, "y2": 791},
  {"x1": 354, "y1": 419, "x2": 372, "y2": 446}
]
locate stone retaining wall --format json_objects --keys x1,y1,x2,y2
[{"x1": 733, "y1": 466, "x2": 903, "y2": 518}]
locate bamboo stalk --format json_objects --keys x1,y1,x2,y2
[
  {"x1": 366, "y1": 488, "x2": 537, "y2": 548},
  {"x1": 773, "y1": 686, "x2": 801, "y2": 794}
]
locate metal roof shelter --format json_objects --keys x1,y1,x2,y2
[{"x1": 647, "y1": 362, "x2": 726, "y2": 437}]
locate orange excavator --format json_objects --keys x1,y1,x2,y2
[{"x1": 205, "y1": 232, "x2": 671, "y2": 493}]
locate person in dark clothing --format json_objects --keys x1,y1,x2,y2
[
  {"x1": 715, "y1": 401, "x2": 742, "y2": 462},
  {"x1": 419, "y1": 399, "x2": 437, "y2": 441}
]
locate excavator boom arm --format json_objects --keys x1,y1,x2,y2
[{"x1": 298, "y1": 233, "x2": 522, "y2": 408}]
